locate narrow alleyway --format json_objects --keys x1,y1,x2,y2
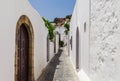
[{"x1": 37, "y1": 47, "x2": 79, "y2": 81}]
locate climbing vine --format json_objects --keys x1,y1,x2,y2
[
  {"x1": 42, "y1": 17, "x2": 55, "y2": 42},
  {"x1": 64, "y1": 23, "x2": 70, "y2": 35}
]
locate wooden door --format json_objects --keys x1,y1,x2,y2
[{"x1": 18, "y1": 24, "x2": 29, "y2": 81}]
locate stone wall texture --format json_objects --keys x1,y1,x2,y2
[{"x1": 90, "y1": 0, "x2": 120, "y2": 81}]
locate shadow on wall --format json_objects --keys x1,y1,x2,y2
[{"x1": 36, "y1": 49, "x2": 63, "y2": 81}]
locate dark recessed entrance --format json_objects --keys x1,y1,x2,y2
[
  {"x1": 15, "y1": 15, "x2": 34, "y2": 81},
  {"x1": 47, "y1": 34, "x2": 50, "y2": 62},
  {"x1": 18, "y1": 24, "x2": 29, "y2": 81},
  {"x1": 54, "y1": 35, "x2": 56, "y2": 53},
  {"x1": 76, "y1": 27, "x2": 79, "y2": 69}
]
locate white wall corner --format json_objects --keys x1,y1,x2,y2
[{"x1": 78, "y1": 69, "x2": 91, "y2": 81}]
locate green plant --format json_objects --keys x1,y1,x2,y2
[
  {"x1": 42, "y1": 17, "x2": 55, "y2": 42},
  {"x1": 64, "y1": 23, "x2": 70, "y2": 35},
  {"x1": 59, "y1": 41, "x2": 64, "y2": 47},
  {"x1": 64, "y1": 30, "x2": 69, "y2": 35}
]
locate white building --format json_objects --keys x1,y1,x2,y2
[
  {"x1": 70, "y1": 0, "x2": 120, "y2": 81},
  {"x1": 1, "y1": 0, "x2": 119, "y2": 81},
  {"x1": 0, "y1": 0, "x2": 57, "y2": 81}
]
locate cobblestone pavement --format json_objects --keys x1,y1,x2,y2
[
  {"x1": 53, "y1": 47, "x2": 79, "y2": 81},
  {"x1": 37, "y1": 47, "x2": 79, "y2": 81}
]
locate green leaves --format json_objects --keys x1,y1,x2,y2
[
  {"x1": 64, "y1": 30, "x2": 69, "y2": 35},
  {"x1": 42, "y1": 17, "x2": 55, "y2": 42},
  {"x1": 64, "y1": 23, "x2": 69, "y2": 30},
  {"x1": 59, "y1": 41, "x2": 64, "y2": 47},
  {"x1": 64, "y1": 23, "x2": 70, "y2": 35}
]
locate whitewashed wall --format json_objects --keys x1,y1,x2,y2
[
  {"x1": 70, "y1": 0, "x2": 90, "y2": 81},
  {"x1": 0, "y1": 0, "x2": 51, "y2": 81},
  {"x1": 56, "y1": 34, "x2": 59, "y2": 53},
  {"x1": 54, "y1": 34, "x2": 59, "y2": 54},
  {"x1": 90, "y1": 0, "x2": 120, "y2": 81},
  {"x1": 49, "y1": 41, "x2": 54, "y2": 60},
  {"x1": 71, "y1": 0, "x2": 120, "y2": 81}
]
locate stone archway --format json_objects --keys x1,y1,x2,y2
[
  {"x1": 15, "y1": 15, "x2": 34, "y2": 81},
  {"x1": 76, "y1": 27, "x2": 79, "y2": 69}
]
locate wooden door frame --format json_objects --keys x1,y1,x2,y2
[{"x1": 15, "y1": 15, "x2": 34, "y2": 81}]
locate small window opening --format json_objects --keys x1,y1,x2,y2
[{"x1": 84, "y1": 22, "x2": 86, "y2": 32}]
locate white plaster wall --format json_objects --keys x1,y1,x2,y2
[
  {"x1": 0, "y1": 1, "x2": 15, "y2": 81},
  {"x1": 90, "y1": 0, "x2": 120, "y2": 81},
  {"x1": 70, "y1": 0, "x2": 90, "y2": 80},
  {"x1": 55, "y1": 34, "x2": 59, "y2": 53},
  {"x1": 0, "y1": 0, "x2": 49, "y2": 81},
  {"x1": 53, "y1": 30, "x2": 59, "y2": 54},
  {"x1": 54, "y1": 28, "x2": 60, "y2": 53},
  {"x1": 49, "y1": 41, "x2": 54, "y2": 60},
  {"x1": 55, "y1": 26, "x2": 66, "y2": 42},
  {"x1": 76, "y1": 0, "x2": 90, "y2": 74},
  {"x1": 60, "y1": 27, "x2": 66, "y2": 42},
  {"x1": 69, "y1": 2, "x2": 77, "y2": 66},
  {"x1": 56, "y1": 34, "x2": 59, "y2": 53}
]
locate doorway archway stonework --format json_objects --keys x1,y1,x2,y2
[{"x1": 15, "y1": 15, "x2": 34, "y2": 81}]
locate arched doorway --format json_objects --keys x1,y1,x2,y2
[
  {"x1": 59, "y1": 34, "x2": 61, "y2": 48},
  {"x1": 47, "y1": 34, "x2": 50, "y2": 62},
  {"x1": 18, "y1": 24, "x2": 29, "y2": 81},
  {"x1": 54, "y1": 34, "x2": 56, "y2": 53},
  {"x1": 70, "y1": 36, "x2": 72, "y2": 50},
  {"x1": 15, "y1": 15, "x2": 34, "y2": 81},
  {"x1": 76, "y1": 27, "x2": 79, "y2": 69}
]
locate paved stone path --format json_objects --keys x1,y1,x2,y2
[
  {"x1": 53, "y1": 47, "x2": 79, "y2": 81},
  {"x1": 37, "y1": 49, "x2": 63, "y2": 81},
  {"x1": 37, "y1": 47, "x2": 79, "y2": 81}
]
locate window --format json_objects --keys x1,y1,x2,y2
[{"x1": 84, "y1": 22, "x2": 86, "y2": 32}]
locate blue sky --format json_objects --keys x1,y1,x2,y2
[{"x1": 29, "y1": 0, "x2": 76, "y2": 21}]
